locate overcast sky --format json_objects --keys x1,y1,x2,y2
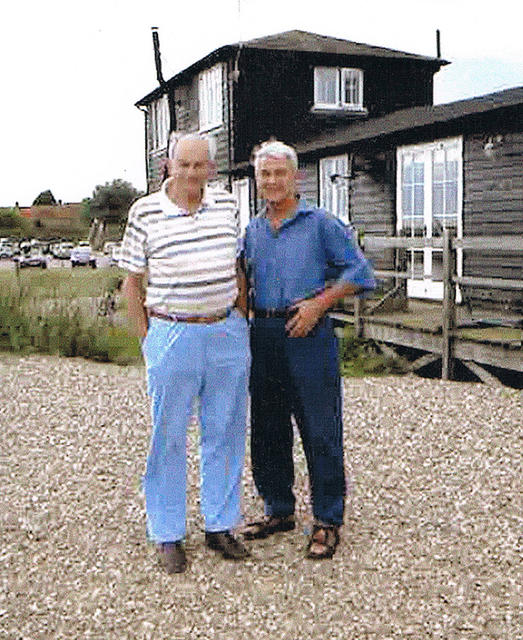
[{"x1": 1, "y1": 0, "x2": 522, "y2": 206}]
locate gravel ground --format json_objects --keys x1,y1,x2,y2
[{"x1": 1, "y1": 354, "x2": 521, "y2": 640}]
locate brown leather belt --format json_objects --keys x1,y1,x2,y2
[{"x1": 148, "y1": 308, "x2": 229, "y2": 324}]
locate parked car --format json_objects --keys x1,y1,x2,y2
[
  {"x1": 103, "y1": 241, "x2": 119, "y2": 255},
  {"x1": 70, "y1": 242, "x2": 96, "y2": 268},
  {"x1": 109, "y1": 244, "x2": 122, "y2": 267},
  {"x1": 52, "y1": 241, "x2": 75, "y2": 259},
  {"x1": 16, "y1": 250, "x2": 48, "y2": 269},
  {"x1": 0, "y1": 242, "x2": 14, "y2": 259}
]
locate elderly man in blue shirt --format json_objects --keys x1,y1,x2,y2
[{"x1": 242, "y1": 140, "x2": 375, "y2": 559}]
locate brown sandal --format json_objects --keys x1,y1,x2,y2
[
  {"x1": 242, "y1": 515, "x2": 295, "y2": 540},
  {"x1": 306, "y1": 524, "x2": 340, "y2": 559}
]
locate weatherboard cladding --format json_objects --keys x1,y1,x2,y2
[{"x1": 462, "y1": 130, "x2": 523, "y2": 309}]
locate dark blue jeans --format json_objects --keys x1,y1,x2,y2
[{"x1": 249, "y1": 315, "x2": 345, "y2": 526}]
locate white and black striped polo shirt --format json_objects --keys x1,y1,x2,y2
[{"x1": 119, "y1": 180, "x2": 239, "y2": 315}]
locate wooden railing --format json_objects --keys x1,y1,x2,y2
[{"x1": 358, "y1": 230, "x2": 523, "y2": 380}]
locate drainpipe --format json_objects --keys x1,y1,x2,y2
[{"x1": 137, "y1": 105, "x2": 150, "y2": 193}]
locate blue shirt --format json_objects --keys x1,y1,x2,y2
[{"x1": 243, "y1": 202, "x2": 376, "y2": 309}]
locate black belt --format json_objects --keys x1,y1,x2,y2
[{"x1": 254, "y1": 308, "x2": 293, "y2": 319}]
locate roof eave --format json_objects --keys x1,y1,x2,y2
[{"x1": 135, "y1": 44, "x2": 237, "y2": 107}]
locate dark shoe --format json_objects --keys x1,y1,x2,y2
[
  {"x1": 205, "y1": 531, "x2": 250, "y2": 560},
  {"x1": 305, "y1": 524, "x2": 340, "y2": 560},
  {"x1": 242, "y1": 515, "x2": 296, "y2": 540},
  {"x1": 157, "y1": 541, "x2": 187, "y2": 574}
]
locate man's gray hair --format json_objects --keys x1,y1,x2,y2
[
  {"x1": 168, "y1": 131, "x2": 217, "y2": 162},
  {"x1": 253, "y1": 140, "x2": 298, "y2": 171}
]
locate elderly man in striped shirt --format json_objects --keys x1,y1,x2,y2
[{"x1": 120, "y1": 132, "x2": 250, "y2": 574}]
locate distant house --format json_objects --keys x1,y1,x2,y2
[
  {"x1": 17, "y1": 202, "x2": 85, "y2": 237},
  {"x1": 18, "y1": 203, "x2": 83, "y2": 221},
  {"x1": 135, "y1": 29, "x2": 447, "y2": 228}
]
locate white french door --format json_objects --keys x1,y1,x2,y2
[{"x1": 397, "y1": 137, "x2": 463, "y2": 301}]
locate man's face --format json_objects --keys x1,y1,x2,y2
[
  {"x1": 256, "y1": 155, "x2": 297, "y2": 205},
  {"x1": 168, "y1": 138, "x2": 212, "y2": 200}
]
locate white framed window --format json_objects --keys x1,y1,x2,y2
[
  {"x1": 397, "y1": 137, "x2": 462, "y2": 238},
  {"x1": 199, "y1": 64, "x2": 223, "y2": 131},
  {"x1": 314, "y1": 67, "x2": 363, "y2": 110},
  {"x1": 397, "y1": 137, "x2": 463, "y2": 300},
  {"x1": 148, "y1": 94, "x2": 169, "y2": 152},
  {"x1": 320, "y1": 155, "x2": 349, "y2": 223}
]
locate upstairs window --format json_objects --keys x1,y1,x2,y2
[
  {"x1": 199, "y1": 64, "x2": 223, "y2": 131},
  {"x1": 148, "y1": 94, "x2": 169, "y2": 152},
  {"x1": 314, "y1": 67, "x2": 364, "y2": 110}
]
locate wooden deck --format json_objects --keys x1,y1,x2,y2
[{"x1": 331, "y1": 299, "x2": 523, "y2": 377}]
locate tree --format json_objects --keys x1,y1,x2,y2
[
  {"x1": 32, "y1": 190, "x2": 57, "y2": 206},
  {"x1": 0, "y1": 208, "x2": 30, "y2": 236},
  {"x1": 84, "y1": 179, "x2": 142, "y2": 249},
  {"x1": 88, "y1": 179, "x2": 142, "y2": 222}
]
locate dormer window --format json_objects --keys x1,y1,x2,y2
[{"x1": 314, "y1": 67, "x2": 364, "y2": 111}]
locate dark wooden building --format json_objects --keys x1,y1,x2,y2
[
  {"x1": 134, "y1": 30, "x2": 521, "y2": 311},
  {"x1": 135, "y1": 29, "x2": 446, "y2": 228},
  {"x1": 293, "y1": 86, "x2": 523, "y2": 310}
]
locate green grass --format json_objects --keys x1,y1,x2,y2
[
  {"x1": 0, "y1": 267, "x2": 125, "y2": 299},
  {"x1": 339, "y1": 325, "x2": 409, "y2": 377},
  {"x1": 0, "y1": 267, "x2": 413, "y2": 373},
  {"x1": 0, "y1": 267, "x2": 141, "y2": 365}
]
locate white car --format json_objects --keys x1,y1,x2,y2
[
  {"x1": 70, "y1": 242, "x2": 96, "y2": 268},
  {"x1": 109, "y1": 244, "x2": 122, "y2": 267},
  {"x1": 16, "y1": 250, "x2": 48, "y2": 269},
  {"x1": 53, "y1": 241, "x2": 75, "y2": 260}
]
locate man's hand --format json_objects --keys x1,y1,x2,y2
[
  {"x1": 122, "y1": 273, "x2": 148, "y2": 338},
  {"x1": 285, "y1": 298, "x2": 326, "y2": 338}
]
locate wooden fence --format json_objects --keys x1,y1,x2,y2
[{"x1": 349, "y1": 230, "x2": 523, "y2": 381}]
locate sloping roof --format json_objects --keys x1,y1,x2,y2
[
  {"x1": 296, "y1": 86, "x2": 523, "y2": 155},
  {"x1": 243, "y1": 30, "x2": 445, "y2": 63},
  {"x1": 136, "y1": 29, "x2": 446, "y2": 106}
]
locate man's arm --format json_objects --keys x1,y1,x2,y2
[
  {"x1": 122, "y1": 272, "x2": 148, "y2": 338},
  {"x1": 285, "y1": 282, "x2": 360, "y2": 338},
  {"x1": 235, "y1": 258, "x2": 248, "y2": 317}
]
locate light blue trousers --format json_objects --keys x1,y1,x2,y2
[{"x1": 141, "y1": 310, "x2": 250, "y2": 543}]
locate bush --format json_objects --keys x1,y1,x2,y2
[
  {"x1": 339, "y1": 324, "x2": 409, "y2": 377},
  {"x1": 0, "y1": 272, "x2": 140, "y2": 365}
]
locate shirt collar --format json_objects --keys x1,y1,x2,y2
[
  {"x1": 261, "y1": 197, "x2": 315, "y2": 227},
  {"x1": 159, "y1": 178, "x2": 211, "y2": 217}
]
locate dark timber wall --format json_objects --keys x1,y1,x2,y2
[{"x1": 463, "y1": 130, "x2": 523, "y2": 309}]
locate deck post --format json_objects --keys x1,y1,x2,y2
[
  {"x1": 442, "y1": 228, "x2": 456, "y2": 380},
  {"x1": 354, "y1": 296, "x2": 364, "y2": 338}
]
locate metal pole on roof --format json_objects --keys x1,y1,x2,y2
[
  {"x1": 238, "y1": 0, "x2": 242, "y2": 46},
  {"x1": 151, "y1": 27, "x2": 165, "y2": 85},
  {"x1": 436, "y1": 29, "x2": 441, "y2": 59}
]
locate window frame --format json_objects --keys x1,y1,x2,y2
[
  {"x1": 198, "y1": 64, "x2": 224, "y2": 132},
  {"x1": 319, "y1": 154, "x2": 349, "y2": 223},
  {"x1": 396, "y1": 136, "x2": 464, "y2": 300},
  {"x1": 148, "y1": 94, "x2": 169, "y2": 152},
  {"x1": 313, "y1": 66, "x2": 364, "y2": 111}
]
